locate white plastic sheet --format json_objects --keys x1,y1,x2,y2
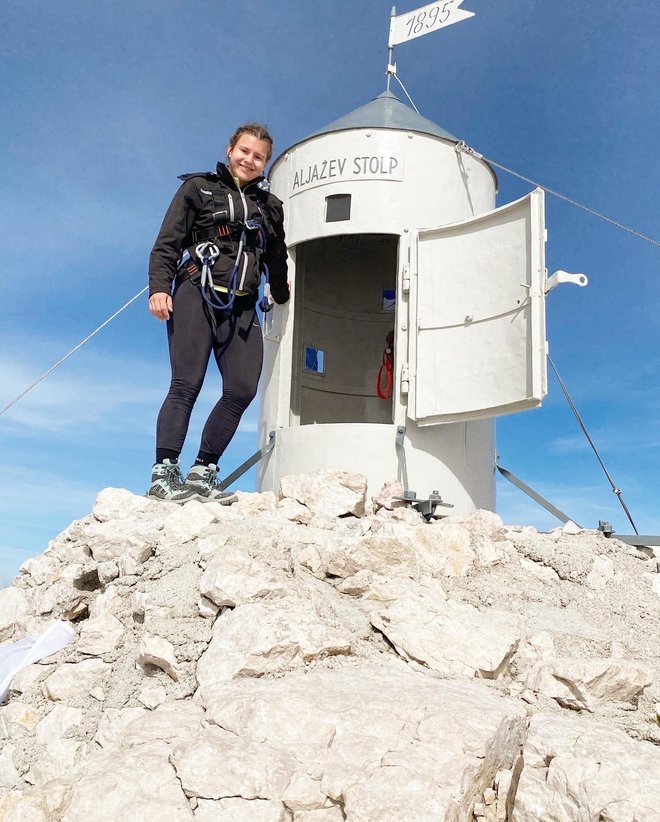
[{"x1": 0, "y1": 620, "x2": 76, "y2": 703}]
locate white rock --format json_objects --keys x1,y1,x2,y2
[
  {"x1": 86, "y1": 518, "x2": 158, "y2": 564},
  {"x1": 199, "y1": 542, "x2": 292, "y2": 608},
  {"x1": 372, "y1": 584, "x2": 523, "y2": 678},
  {"x1": 197, "y1": 596, "x2": 220, "y2": 619},
  {"x1": 131, "y1": 591, "x2": 149, "y2": 617},
  {"x1": 117, "y1": 553, "x2": 140, "y2": 575},
  {"x1": 201, "y1": 665, "x2": 527, "y2": 821},
  {"x1": 42, "y1": 659, "x2": 110, "y2": 701},
  {"x1": 137, "y1": 685, "x2": 167, "y2": 710},
  {"x1": 138, "y1": 634, "x2": 180, "y2": 681},
  {"x1": 121, "y1": 701, "x2": 206, "y2": 748},
  {"x1": 25, "y1": 738, "x2": 87, "y2": 787},
  {"x1": 525, "y1": 657, "x2": 653, "y2": 710},
  {"x1": 94, "y1": 707, "x2": 146, "y2": 748},
  {"x1": 281, "y1": 770, "x2": 328, "y2": 812},
  {"x1": 88, "y1": 585, "x2": 122, "y2": 619},
  {"x1": 0, "y1": 701, "x2": 41, "y2": 738},
  {"x1": 92, "y1": 487, "x2": 159, "y2": 521},
  {"x1": 513, "y1": 712, "x2": 660, "y2": 821},
  {"x1": 171, "y1": 726, "x2": 298, "y2": 800},
  {"x1": 279, "y1": 470, "x2": 367, "y2": 518},
  {"x1": 0, "y1": 587, "x2": 29, "y2": 642},
  {"x1": 77, "y1": 613, "x2": 124, "y2": 656},
  {"x1": 0, "y1": 744, "x2": 20, "y2": 788},
  {"x1": 53, "y1": 744, "x2": 194, "y2": 821},
  {"x1": 293, "y1": 810, "x2": 343, "y2": 821},
  {"x1": 8, "y1": 663, "x2": 46, "y2": 696},
  {"x1": 19, "y1": 555, "x2": 60, "y2": 587},
  {"x1": 196, "y1": 599, "x2": 353, "y2": 686},
  {"x1": 586, "y1": 554, "x2": 615, "y2": 589},
  {"x1": 371, "y1": 479, "x2": 406, "y2": 511},
  {"x1": 96, "y1": 561, "x2": 119, "y2": 585},
  {"x1": 159, "y1": 501, "x2": 218, "y2": 545},
  {"x1": 0, "y1": 790, "x2": 50, "y2": 821},
  {"x1": 89, "y1": 687, "x2": 105, "y2": 701},
  {"x1": 35, "y1": 705, "x2": 83, "y2": 743},
  {"x1": 195, "y1": 798, "x2": 288, "y2": 821},
  {"x1": 276, "y1": 496, "x2": 313, "y2": 524},
  {"x1": 562, "y1": 519, "x2": 583, "y2": 535}
]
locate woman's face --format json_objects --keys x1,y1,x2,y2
[{"x1": 227, "y1": 134, "x2": 270, "y2": 183}]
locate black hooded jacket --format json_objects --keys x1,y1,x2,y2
[{"x1": 148, "y1": 162, "x2": 289, "y2": 304}]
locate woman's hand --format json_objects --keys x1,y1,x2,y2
[{"x1": 149, "y1": 292, "x2": 173, "y2": 321}]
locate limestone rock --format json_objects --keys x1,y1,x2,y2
[
  {"x1": 279, "y1": 471, "x2": 367, "y2": 518},
  {"x1": 201, "y1": 666, "x2": 527, "y2": 820},
  {"x1": 371, "y1": 479, "x2": 406, "y2": 511},
  {"x1": 171, "y1": 726, "x2": 298, "y2": 800},
  {"x1": 195, "y1": 798, "x2": 288, "y2": 821},
  {"x1": 138, "y1": 634, "x2": 179, "y2": 681},
  {"x1": 54, "y1": 744, "x2": 194, "y2": 821},
  {"x1": 35, "y1": 705, "x2": 83, "y2": 744},
  {"x1": 0, "y1": 702, "x2": 41, "y2": 738},
  {"x1": 0, "y1": 790, "x2": 50, "y2": 821},
  {"x1": 94, "y1": 707, "x2": 146, "y2": 749},
  {"x1": 0, "y1": 588, "x2": 29, "y2": 642},
  {"x1": 25, "y1": 738, "x2": 87, "y2": 787},
  {"x1": 276, "y1": 496, "x2": 313, "y2": 524},
  {"x1": 77, "y1": 613, "x2": 124, "y2": 656},
  {"x1": 372, "y1": 583, "x2": 523, "y2": 678},
  {"x1": 137, "y1": 685, "x2": 167, "y2": 710},
  {"x1": 42, "y1": 659, "x2": 110, "y2": 702},
  {"x1": 513, "y1": 712, "x2": 660, "y2": 821},
  {"x1": 199, "y1": 543, "x2": 292, "y2": 609},
  {"x1": 196, "y1": 599, "x2": 353, "y2": 686},
  {"x1": 586, "y1": 554, "x2": 615, "y2": 589},
  {"x1": 525, "y1": 657, "x2": 653, "y2": 710},
  {"x1": 121, "y1": 701, "x2": 206, "y2": 748},
  {"x1": 0, "y1": 745, "x2": 20, "y2": 789},
  {"x1": 19, "y1": 556, "x2": 60, "y2": 587}
]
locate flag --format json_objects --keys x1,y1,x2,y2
[{"x1": 388, "y1": 1, "x2": 475, "y2": 48}]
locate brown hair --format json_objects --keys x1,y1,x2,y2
[{"x1": 228, "y1": 123, "x2": 274, "y2": 161}]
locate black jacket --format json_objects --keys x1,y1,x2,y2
[{"x1": 148, "y1": 162, "x2": 289, "y2": 304}]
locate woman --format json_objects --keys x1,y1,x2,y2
[{"x1": 147, "y1": 123, "x2": 289, "y2": 503}]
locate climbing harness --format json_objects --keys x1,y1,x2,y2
[
  {"x1": 376, "y1": 331, "x2": 394, "y2": 400},
  {"x1": 193, "y1": 219, "x2": 271, "y2": 314}
]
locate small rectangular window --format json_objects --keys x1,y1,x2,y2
[
  {"x1": 326, "y1": 194, "x2": 351, "y2": 222},
  {"x1": 304, "y1": 346, "x2": 325, "y2": 375}
]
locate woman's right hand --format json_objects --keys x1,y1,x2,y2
[{"x1": 149, "y1": 292, "x2": 173, "y2": 321}]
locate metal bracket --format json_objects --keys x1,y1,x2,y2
[
  {"x1": 394, "y1": 488, "x2": 454, "y2": 521},
  {"x1": 545, "y1": 269, "x2": 588, "y2": 294},
  {"x1": 219, "y1": 430, "x2": 276, "y2": 490}
]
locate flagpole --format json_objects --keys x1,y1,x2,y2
[{"x1": 387, "y1": 5, "x2": 396, "y2": 90}]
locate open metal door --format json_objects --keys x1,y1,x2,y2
[{"x1": 408, "y1": 188, "x2": 547, "y2": 425}]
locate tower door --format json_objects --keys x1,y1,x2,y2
[{"x1": 407, "y1": 188, "x2": 547, "y2": 425}]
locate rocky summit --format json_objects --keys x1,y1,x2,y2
[{"x1": 1, "y1": 470, "x2": 660, "y2": 821}]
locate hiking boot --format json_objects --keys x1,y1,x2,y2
[
  {"x1": 184, "y1": 463, "x2": 237, "y2": 504},
  {"x1": 147, "y1": 459, "x2": 198, "y2": 503}
]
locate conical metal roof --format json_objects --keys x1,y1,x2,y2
[{"x1": 306, "y1": 89, "x2": 458, "y2": 143}]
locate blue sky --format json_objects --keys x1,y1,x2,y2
[{"x1": 2, "y1": 0, "x2": 659, "y2": 583}]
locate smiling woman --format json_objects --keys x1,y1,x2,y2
[{"x1": 146, "y1": 123, "x2": 290, "y2": 504}]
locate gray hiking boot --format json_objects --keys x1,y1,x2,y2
[
  {"x1": 184, "y1": 463, "x2": 237, "y2": 504},
  {"x1": 147, "y1": 459, "x2": 198, "y2": 503}
]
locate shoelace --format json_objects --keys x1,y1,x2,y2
[{"x1": 165, "y1": 463, "x2": 185, "y2": 487}]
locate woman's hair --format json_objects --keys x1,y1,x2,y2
[{"x1": 228, "y1": 123, "x2": 274, "y2": 161}]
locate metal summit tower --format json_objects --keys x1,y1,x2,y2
[{"x1": 255, "y1": 87, "x2": 550, "y2": 514}]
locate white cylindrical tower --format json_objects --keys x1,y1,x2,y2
[{"x1": 258, "y1": 91, "x2": 547, "y2": 513}]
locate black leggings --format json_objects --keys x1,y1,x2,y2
[{"x1": 156, "y1": 278, "x2": 263, "y2": 464}]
